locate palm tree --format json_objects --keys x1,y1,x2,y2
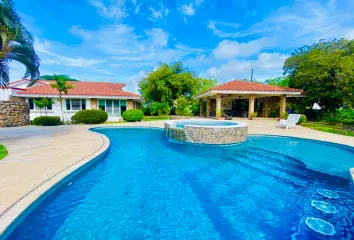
[
  {"x1": 33, "y1": 98, "x2": 45, "y2": 116},
  {"x1": 50, "y1": 75, "x2": 74, "y2": 122},
  {"x1": 0, "y1": 0, "x2": 40, "y2": 89}
]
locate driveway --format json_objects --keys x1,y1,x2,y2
[{"x1": 0, "y1": 125, "x2": 72, "y2": 141}]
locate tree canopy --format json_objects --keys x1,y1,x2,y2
[
  {"x1": 265, "y1": 77, "x2": 289, "y2": 87},
  {"x1": 284, "y1": 39, "x2": 354, "y2": 110},
  {"x1": 0, "y1": 0, "x2": 40, "y2": 88},
  {"x1": 40, "y1": 74, "x2": 79, "y2": 81},
  {"x1": 138, "y1": 62, "x2": 217, "y2": 106}
]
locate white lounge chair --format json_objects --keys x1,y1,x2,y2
[{"x1": 277, "y1": 114, "x2": 301, "y2": 129}]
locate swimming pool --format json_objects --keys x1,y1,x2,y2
[{"x1": 5, "y1": 128, "x2": 354, "y2": 239}]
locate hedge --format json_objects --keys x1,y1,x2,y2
[
  {"x1": 71, "y1": 109, "x2": 108, "y2": 124},
  {"x1": 122, "y1": 109, "x2": 144, "y2": 122},
  {"x1": 298, "y1": 114, "x2": 307, "y2": 124},
  {"x1": 342, "y1": 119, "x2": 354, "y2": 125},
  {"x1": 33, "y1": 116, "x2": 61, "y2": 126}
]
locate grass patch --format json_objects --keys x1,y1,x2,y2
[
  {"x1": 0, "y1": 145, "x2": 8, "y2": 160},
  {"x1": 143, "y1": 116, "x2": 170, "y2": 121},
  {"x1": 302, "y1": 122, "x2": 354, "y2": 137},
  {"x1": 104, "y1": 116, "x2": 170, "y2": 124}
]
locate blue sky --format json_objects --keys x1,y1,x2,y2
[{"x1": 10, "y1": 0, "x2": 354, "y2": 92}]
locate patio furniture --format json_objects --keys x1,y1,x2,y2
[{"x1": 277, "y1": 114, "x2": 301, "y2": 129}]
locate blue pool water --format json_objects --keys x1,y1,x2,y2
[
  {"x1": 5, "y1": 128, "x2": 354, "y2": 240},
  {"x1": 175, "y1": 120, "x2": 238, "y2": 128}
]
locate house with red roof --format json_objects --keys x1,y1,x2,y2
[
  {"x1": 193, "y1": 80, "x2": 303, "y2": 118},
  {"x1": 2, "y1": 79, "x2": 144, "y2": 122}
]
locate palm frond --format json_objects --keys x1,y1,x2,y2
[{"x1": 0, "y1": 58, "x2": 10, "y2": 89}]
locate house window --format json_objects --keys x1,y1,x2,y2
[
  {"x1": 66, "y1": 99, "x2": 86, "y2": 111},
  {"x1": 120, "y1": 100, "x2": 127, "y2": 114},
  {"x1": 98, "y1": 99, "x2": 125, "y2": 117},
  {"x1": 28, "y1": 98, "x2": 53, "y2": 111}
]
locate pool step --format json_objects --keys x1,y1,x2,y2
[
  {"x1": 227, "y1": 155, "x2": 311, "y2": 187},
  {"x1": 227, "y1": 149, "x2": 349, "y2": 188}
]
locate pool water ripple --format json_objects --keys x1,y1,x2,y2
[{"x1": 6, "y1": 128, "x2": 354, "y2": 240}]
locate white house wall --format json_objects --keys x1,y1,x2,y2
[{"x1": 27, "y1": 98, "x2": 125, "y2": 122}]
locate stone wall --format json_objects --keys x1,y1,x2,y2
[
  {"x1": 165, "y1": 121, "x2": 248, "y2": 145},
  {"x1": 0, "y1": 100, "x2": 30, "y2": 127}
]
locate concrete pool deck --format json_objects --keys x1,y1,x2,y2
[{"x1": 0, "y1": 119, "x2": 353, "y2": 236}]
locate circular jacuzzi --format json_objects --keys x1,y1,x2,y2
[{"x1": 164, "y1": 119, "x2": 248, "y2": 144}]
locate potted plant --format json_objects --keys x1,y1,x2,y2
[
  {"x1": 249, "y1": 112, "x2": 257, "y2": 120},
  {"x1": 215, "y1": 108, "x2": 224, "y2": 120}
]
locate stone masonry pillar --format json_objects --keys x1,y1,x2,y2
[
  {"x1": 216, "y1": 94, "x2": 222, "y2": 118},
  {"x1": 280, "y1": 94, "x2": 286, "y2": 117},
  {"x1": 206, "y1": 97, "x2": 211, "y2": 117},
  {"x1": 199, "y1": 98, "x2": 203, "y2": 116},
  {"x1": 248, "y1": 95, "x2": 255, "y2": 118}
]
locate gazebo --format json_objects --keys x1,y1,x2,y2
[{"x1": 193, "y1": 80, "x2": 303, "y2": 118}]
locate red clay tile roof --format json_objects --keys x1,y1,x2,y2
[
  {"x1": 211, "y1": 80, "x2": 302, "y2": 92},
  {"x1": 17, "y1": 81, "x2": 141, "y2": 98}
]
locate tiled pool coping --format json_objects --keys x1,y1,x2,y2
[{"x1": 0, "y1": 120, "x2": 353, "y2": 238}]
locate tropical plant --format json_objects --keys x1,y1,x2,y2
[
  {"x1": 71, "y1": 109, "x2": 108, "y2": 124},
  {"x1": 33, "y1": 116, "x2": 61, "y2": 126},
  {"x1": 298, "y1": 114, "x2": 307, "y2": 124},
  {"x1": 249, "y1": 112, "x2": 258, "y2": 119},
  {"x1": 122, "y1": 109, "x2": 144, "y2": 122},
  {"x1": 33, "y1": 97, "x2": 54, "y2": 116},
  {"x1": 50, "y1": 75, "x2": 74, "y2": 121},
  {"x1": 0, "y1": 0, "x2": 40, "y2": 88},
  {"x1": 150, "y1": 102, "x2": 171, "y2": 116},
  {"x1": 139, "y1": 61, "x2": 217, "y2": 107},
  {"x1": 40, "y1": 74, "x2": 78, "y2": 81},
  {"x1": 34, "y1": 98, "x2": 45, "y2": 116},
  {"x1": 175, "y1": 95, "x2": 193, "y2": 116}
]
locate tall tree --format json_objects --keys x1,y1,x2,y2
[
  {"x1": 0, "y1": 0, "x2": 40, "y2": 88},
  {"x1": 50, "y1": 75, "x2": 74, "y2": 121},
  {"x1": 284, "y1": 39, "x2": 354, "y2": 110},
  {"x1": 40, "y1": 74, "x2": 79, "y2": 81},
  {"x1": 138, "y1": 62, "x2": 217, "y2": 106},
  {"x1": 265, "y1": 77, "x2": 289, "y2": 87}
]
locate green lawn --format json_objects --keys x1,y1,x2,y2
[
  {"x1": 0, "y1": 144, "x2": 8, "y2": 160},
  {"x1": 104, "y1": 116, "x2": 170, "y2": 124},
  {"x1": 302, "y1": 122, "x2": 354, "y2": 137}
]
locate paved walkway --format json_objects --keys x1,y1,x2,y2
[{"x1": 0, "y1": 119, "x2": 353, "y2": 236}]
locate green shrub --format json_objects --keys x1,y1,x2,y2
[
  {"x1": 342, "y1": 119, "x2": 354, "y2": 125},
  {"x1": 150, "y1": 102, "x2": 171, "y2": 116},
  {"x1": 175, "y1": 96, "x2": 193, "y2": 116},
  {"x1": 33, "y1": 116, "x2": 61, "y2": 126},
  {"x1": 122, "y1": 109, "x2": 144, "y2": 122},
  {"x1": 281, "y1": 112, "x2": 289, "y2": 119},
  {"x1": 298, "y1": 114, "x2": 307, "y2": 124},
  {"x1": 71, "y1": 109, "x2": 108, "y2": 124}
]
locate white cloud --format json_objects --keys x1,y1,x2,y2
[
  {"x1": 207, "y1": 21, "x2": 240, "y2": 38},
  {"x1": 145, "y1": 28, "x2": 169, "y2": 47},
  {"x1": 344, "y1": 29, "x2": 354, "y2": 40},
  {"x1": 195, "y1": 0, "x2": 204, "y2": 6},
  {"x1": 148, "y1": 6, "x2": 169, "y2": 21},
  {"x1": 208, "y1": 0, "x2": 354, "y2": 48},
  {"x1": 180, "y1": 3, "x2": 195, "y2": 16},
  {"x1": 34, "y1": 37, "x2": 106, "y2": 67},
  {"x1": 175, "y1": 44, "x2": 205, "y2": 53},
  {"x1": 212, "y1": 37, "x2": 275, "y2": 59},
  {"x1": 134, "y1": 3, "x2": 142, "y2": 14},
  {"x1": 88, "y1": 0, "x2": 127, "y2": 19},
  {"x1": 126, "y1": 70, "x2": 146, "y2": 93},
  {"x1": 204, "y1": 52, "x2": 290, "y2": 82}
]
